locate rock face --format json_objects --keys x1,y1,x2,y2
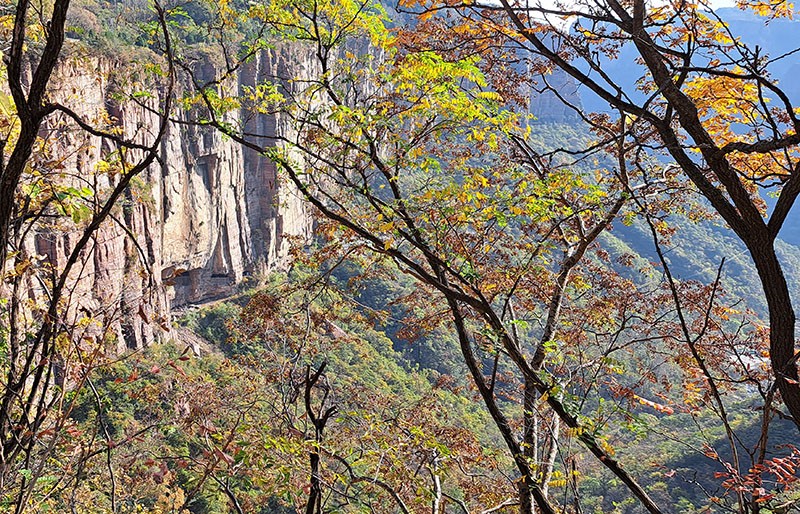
[
  {"x1": 528, "y1": 68, "x2": 583, "y2": 124},
  {"x1": 33, "y1": 48, "x2": 315, "y2": 350},
  {"x1": 159, "y1": 48, "x2": 315, "y2": 310}
]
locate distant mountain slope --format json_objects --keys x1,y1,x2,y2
[
  {"x1": 605, "y1": 216, "x2": 800, "y2": 316},
  {"x1": 577, "y1": 8, "x2": 800, "y2": 109},
  {"x1": 525, "y1": 120, "x2": 800, "y2": 316}
]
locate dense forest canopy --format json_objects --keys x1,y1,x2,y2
[{"x1": 2, "y1": 0, "x2": 800, "y2": 512}]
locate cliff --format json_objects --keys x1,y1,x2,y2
[
  {"x1": 528, "y1": 67, "x2": 583, "y2": 124},
  {"x1": 31, "y1": 47, "x2": 315, "y2": 351}
]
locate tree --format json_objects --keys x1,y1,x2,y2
[
  {"x1": 235, "y1": 279, "x2": 518, "y2": 513},
  {"x1": 182, "y1": 0, "x2": 665, "y2": 512},
  {"x1": 0, "y1": 0, "x2": 174, "y2": 508},
  {"x1": 178, "y1": 0, "x2": 800, "y2": 512},
  {"x1": 402, "y1": 0, "x2": 800, "y2": 429}
]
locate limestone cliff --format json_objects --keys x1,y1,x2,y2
[
  {"x1": 32, "y1": 47, "x2": 315, "y2": 351},
  {"x1": 528, "y1": 68, "x2": 583, "y2": 124}
]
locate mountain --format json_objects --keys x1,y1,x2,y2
[{"x1": 34, "y1": 48, "x2": 315, "y2": 350}]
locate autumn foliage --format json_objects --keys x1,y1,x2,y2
[{"x1": 4, "y1": 0, "x2": 800, "y2": 511}]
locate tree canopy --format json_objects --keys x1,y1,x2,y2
[
  {"x1": 180, "y1": 0, "x2": 800, "y2": 511},
  {"x1": 4, "y1": 0, "x2": 800, "y2": 512}
]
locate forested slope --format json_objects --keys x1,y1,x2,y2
[{"x1": 4, "y1": 0, "x2": 800, "y2": 512}]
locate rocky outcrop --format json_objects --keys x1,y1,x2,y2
[
  {"x1": 528, "y1": 68, "x2": 583, "y2": 124},
  {"x1": 160, "y1": 47, "x2": 315, "y2": 310},
  {"x1": 30, "y1": 48, "x2": 315, "y2": 351}
]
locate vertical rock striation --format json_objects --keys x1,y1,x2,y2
[{"x1": 31, "y1": 47, "x2": 315, "y2": 350}]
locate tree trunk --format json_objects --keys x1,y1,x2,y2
[{"x1": 747, "y1": 238, "x2": 800, "y2": 430}]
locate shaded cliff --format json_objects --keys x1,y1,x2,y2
[{"x1": 529, "y1": 68, "x2": 583, "y2": 124}]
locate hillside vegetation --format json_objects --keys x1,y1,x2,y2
[{"x1": 2, "y1": 0, "x2": 800, "y2": 512}]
